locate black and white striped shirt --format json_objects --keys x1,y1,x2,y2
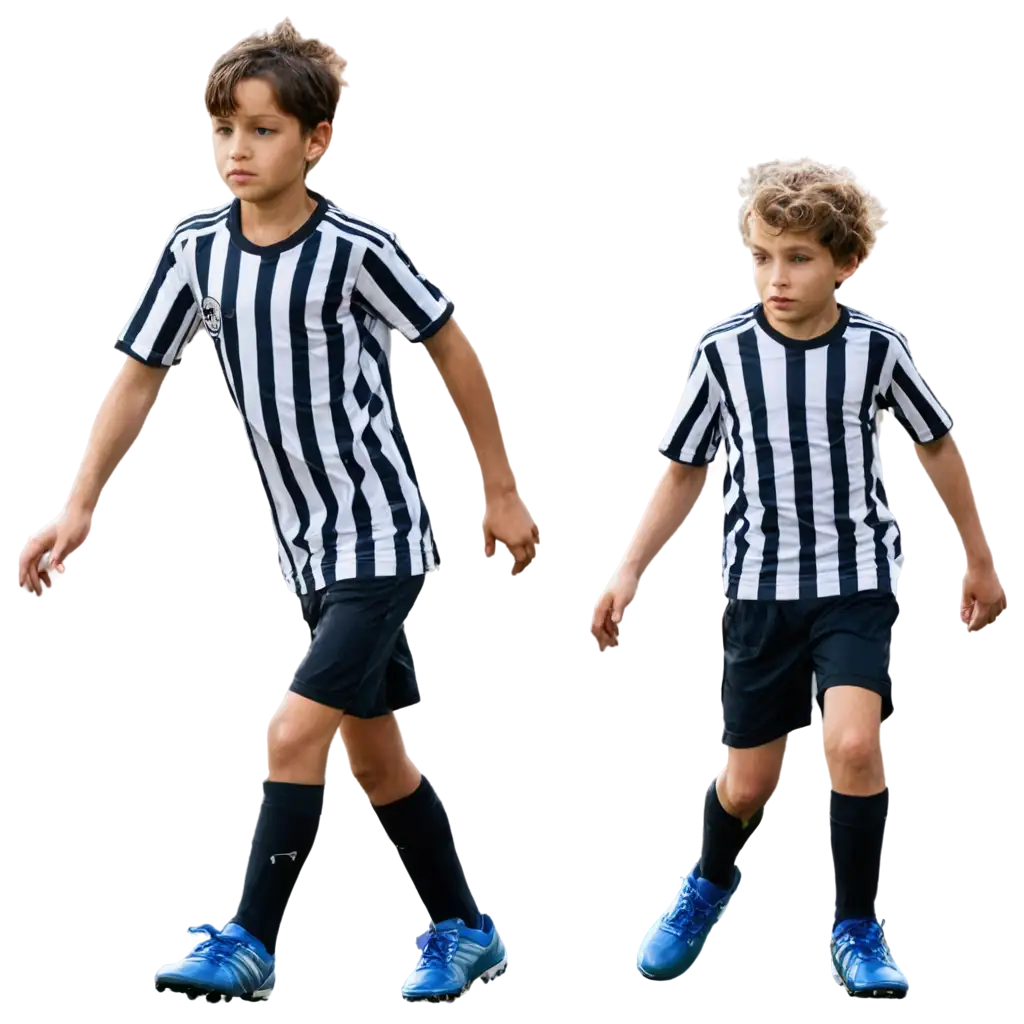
[
  {"x1": 117, "y1": 191, "x2": 452, "y2": 594},
  {"x1": 660, "y1": 303, "x2": 952, "y2": 600}
]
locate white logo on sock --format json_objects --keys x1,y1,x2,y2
[{"x1": 270, "y1": 851, "x2": 298, "y2": 864}]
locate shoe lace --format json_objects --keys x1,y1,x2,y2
[
  {"x1": 415, "y1": 924, "x2": 459, "y2": 967},
  {"x1": 188, "y1": 924, "x2": 245, "y2": 962},
  {"x1": 838, "y1": 919, "x2": 892, "y2": 965},
  {"x1": 663, "y1": 880, "x2": 714, "y2": 938}
]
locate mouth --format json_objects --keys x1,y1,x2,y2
[
  {"x1": 227, "y1": 170, "x2": 255, "y2": 181},
  {"x1": 769, "y1": 297, "x2": 795, "y2": 306}
]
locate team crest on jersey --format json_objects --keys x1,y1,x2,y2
[{"x1": 201, "y1": 296, "x2": 222, "y2": 336}]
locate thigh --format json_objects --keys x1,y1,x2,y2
[
  {"x1": 725, "y1": 734, "x2": 788, "y2": 789},
  {"x1": 811, "y1": 591, "x2": 899, "y2": 721},
  {"x1": 722, "y1": 599, "x2": 814, "y2": 748},
  {"x1": 291, "y1": 575, "x2": 425, "y2": 715}
]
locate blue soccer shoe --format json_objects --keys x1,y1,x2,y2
[
  {"x1": 401, "y1": 915, "x2": 507, "y2": 1002},
  {"x1": 637, "y1": 864, "x2": 741, "y2": 980},
  {"x1": 155, "y1": 922, "x2": 275, "y2": 1002},
  {"x1": 831, "y1": 918, "x2": 908, "y2": 998}
]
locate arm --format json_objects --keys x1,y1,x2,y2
[
  {"x1": 417, "y1": 315, "x2": 512, "y2": 499},
  {"x1": 62, "y1": 360, "x2": 162, "y2": 520},
  {"x1": 913, "y1": 434, "x2": 991, "y2": 573},
  {"x1": 884, "y1": 331, "x2": 1003, "y2": 626},
  {"x1": 354, "y1": 235, "x2": 537, "y2": 573},
  {"x1": 614, "y1": 460, "x2": 712, "y2": 581}
]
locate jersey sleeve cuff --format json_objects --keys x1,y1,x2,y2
[
  {"x1": 115, "y1": 338, "x2": 177, "y2": 367},
  {"x1": 409, "y1": 301, "x2": 454, "y2": 343},
  {"x1": 660, "y1": 446, "x2": 714, "y2": 467}
]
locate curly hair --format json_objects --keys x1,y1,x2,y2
[
  {"x1": 738, "y1": 159, "x2": 886, "y2": 269},
  {"x1": 206, "y1": 19, "x2": 347, "y2": 171}
]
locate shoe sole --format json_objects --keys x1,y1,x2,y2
[
  {"x1": 830, "y1": 958, "x2": 907, "y2": 999},
  {"x1": 402, "y1": 957, "x2": 508, "y2": 1003},
  {"x1": 155, "y1": 980, "x2": 272, "y2": 1003}
]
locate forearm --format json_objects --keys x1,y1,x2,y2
[
  {"x1": 620, "y1": 462, "x2": 707, "y2": 577},
  {"x1": 424, "y1": 320, "x2": 515, "y2": 498},
  {"x1": 67, "y1": 362, "x2": 164, "y2": 514},
  {"x1": 915, "y1": 434, "x2": 992, "y2": 567}
]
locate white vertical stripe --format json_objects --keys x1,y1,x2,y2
[
  {"x1": 307, "y1": 233, "x2": 359, "y2": 580},
  {"x1": 360, "y1": 339, "x2": 428, "y2": 573},
  {"x1": 719, "y1": 338, "x2": 764, "y2": 600},
  {"x1": 756, "y1": 332, "x2": 800, "y2": 599},
  {"x1": 269, "y1": 248, "x2": 331, "y2": 592},
  {"x1": 804, "y1": 347, "x2": 840, "y2": 596},
  {"x1": 842, "y1": 332, "x2": 880, "y2": 592},
  {"x1": 236, "y1": 252, "x2": 306, "y2": 587},
  {"x1": 337, "y1": 315, "x2": 397, "y2": 573}
]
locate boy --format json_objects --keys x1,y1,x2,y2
[
  {"x1": 18, "y1": 20, "x2": 537, "y2": 1005},
  {"x1": 591, "y1": 159, "x2": 1006, "y2": 998}
]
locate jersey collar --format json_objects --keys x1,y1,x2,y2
[
  {"x1": 755, "y1": 302, "x2": 850, "y2": 349},
  {"x1": 228, "y1": 189, "x2": 329, "y2": 256}
]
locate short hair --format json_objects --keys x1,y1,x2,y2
[
  {"x1": 206, "y1": 19, "x2": 348, "y2": 171},
  {"x1": 738, "y1": 158, "x2": 886, "y2": 268}
]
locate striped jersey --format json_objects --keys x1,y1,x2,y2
[
  {"x1": 660, "y1": 303, "x2": 952, "y2": 600},
  {"x1": 117, "y1": 190, "x2": 453, "y2": 594}
]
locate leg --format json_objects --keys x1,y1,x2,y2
[
  {"x1": 155, "y1": 691, "x2": 341, "y2": 1000},
  {"x1": 700, "y1": 735, "x2": 787, "y2": 887},
  {"x1": 813, "y1": 595, "x2": 907, "y2": 996},
  {"x1": 637, "y1": 600, "x2": 810, "y2": 982},
  {"x1": 341, "y1": 712, "x2": 481, "y2": 928}
]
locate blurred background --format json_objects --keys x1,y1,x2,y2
[{"x1": 2, "y1": 0, "x2": 1024, "y2": 1007}]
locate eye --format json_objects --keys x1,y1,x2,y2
[
  {"x1": 792, "y1": 255, "x2": 810, "y2": 263},
  {"x1": 753, "y1": 254, "x2": 768, "y2": 264},
  {"x1": 255, "y1": 127, "x2": 274, "y2": 137}
]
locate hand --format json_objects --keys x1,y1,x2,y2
[
  {"x1": 961, "y1": 563, "x2": 1006, "y2": 632},
  {"x1": 18, "y1": 506, "x2": 93, "y2": 596},
  {"x1": 591, "y1": 566, "x2": 640, "y2": 651},
  {"x1": 483, "y1": 490, "x2": 539, "y2": 575}
]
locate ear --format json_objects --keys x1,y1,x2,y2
[
  {"x1": 835, "y1": 254, "x2": 859, "y2": 287},
  {"x1": 306, "y1": 120, "x2": 332, "y2": 164}
]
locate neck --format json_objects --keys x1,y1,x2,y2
[
  {"x1": 238, "y1": 180, "x2": 317, "y2": 247},
  {"x1": 762, "y1": 297, "x2": 840, "y2": 341}
]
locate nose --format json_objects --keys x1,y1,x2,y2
[
  {"x1": 770, "y1": 260, "x2": 789, "y2": 289},
  {"x1": 229, "y1": 135, "x2": 251, "y2": 162}
]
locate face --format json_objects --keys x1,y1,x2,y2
[
  {"x1": 746, "y1": 213, "x2": 858, "y2": 327},
  {"x1": 212, "y1": 77, "x2": 330, "y2": 201}
]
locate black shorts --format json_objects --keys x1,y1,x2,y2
[
  {"x1": 291, "y1": 575, "x2": 425, "y2": 718},
  {"x1": 721, "y1": 590, "x2": 899, "y2": 749}
]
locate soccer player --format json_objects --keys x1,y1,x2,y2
[
  {"x1": 18, "y1": 20, "x2": 536, "y2": 1005},
  {"x1": 591, "y1": 159, "x2": 1006, "y2": 998}
]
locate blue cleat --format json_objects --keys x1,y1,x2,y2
[
  {"x1": 831, "y1": 918, "x2": 908, "y2": 998},
  {"x1": 401, "y1": 915, "x2": 507, "y2": 1002},
  {"x1": 154, "y1": 923, "x2": 275, "y2": 1003},
  {"x1": 637, "y1": 864, "x2": 741, "y2": 980}
]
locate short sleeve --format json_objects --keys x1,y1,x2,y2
[
  {"x1": 882, "y1": 338, "x2": 953, "y2": 444},
  {"x1": 115, "y1": 231, "x2": 201, "y2": 367},
  {"x1": 660, "y1": 343, "x2": 723, "y2": 465},
  {"x1": 354, "y1": 236, "x2": 454, "y2": 343}
]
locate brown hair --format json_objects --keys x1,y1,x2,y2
[
  {"x1": 738, "y1": 159, "x2": 886, "y2": 276},
  {"x1": 206, "y1": 19, "x2": 348, "y2": 171}
]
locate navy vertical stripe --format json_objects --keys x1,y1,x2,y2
[
  {"x1": 289, "y1": 233, "x2": 343, "y2": 587},
  {"x1": 358, "y1": 248, "x2": 434, "y2": 333},
  {"x1": 320, "y1": 237, "x2": 376, "y2": 578},
  {"x1": 826, "y1": 342, "x2": 857, "y2": 594},
  {"x1": 664, "y1": 376, "x2": 711, "y2": 461},
  {"x1": 737, "y1": 329, "x2": 779, "y2": 600},
  {"x1": 704, "y1": 343, "x2": 749, "y2": 595},
  {"x1": 785, "y1": 348, "x2": 817, "y2": 598},
  {"x1": 220, "y1": 247, "x2": 300, "y2": 586},
  {"x1": 254, "y1": 256, "x2": 316, "y2": 593},
  {"x1": 860, "y1": 332, "x2": 891, "y2": 590},
  {"x1": 356, "y1": 324, "x2": 413, "y2": 575},
  {"x1": 889, "y1": 362, "x2": 949, "y2": 440}
]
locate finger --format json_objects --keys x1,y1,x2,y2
[
  {"x1": 40, "y1": 571, "x2": 52, "y2": 589},
  {"x1": 592, "y1": 593, "x2": 614, "y2": 632},
  {"x1": 484, "y1": 530, "x2": 496, "y2": 558},
  {"x1": 968, "y1": 601, "x2": 985, "y2": 632},
  {"x1": 50, "y1": 541, "x2": 68, "y2": 573},
  {"x1": 531, "y1": 524, "x2": 540, "y2": 543}
]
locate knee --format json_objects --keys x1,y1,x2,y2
[
  {"x1": 267, "y1": 713, "x2": 323, "y2": 774},
  {"x1": 720, "y1": 772, "x2": 777, "y2": 821},
  {"x1": 824, "y1": 728, "x2": 881, "y2": 779},
  {"x1": 350, "y1": 756, "x2": 389, "y2": 798},
  {"x1": 350, "y1": 753, "x2": 418, "y2": 804}
]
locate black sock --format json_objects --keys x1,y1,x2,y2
[
  {"x1": 232, "y1": 781, "x2": 324, "y2": 955},
  {"x1": 698, "y1": 778, "x2": 764, "y2": 888},
  {"x1": 830, "y1": 788, "x2": 888, "y2": 927},
  {"x1": 374, "y1": 776, "x2": 481, "y2": 929}
]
